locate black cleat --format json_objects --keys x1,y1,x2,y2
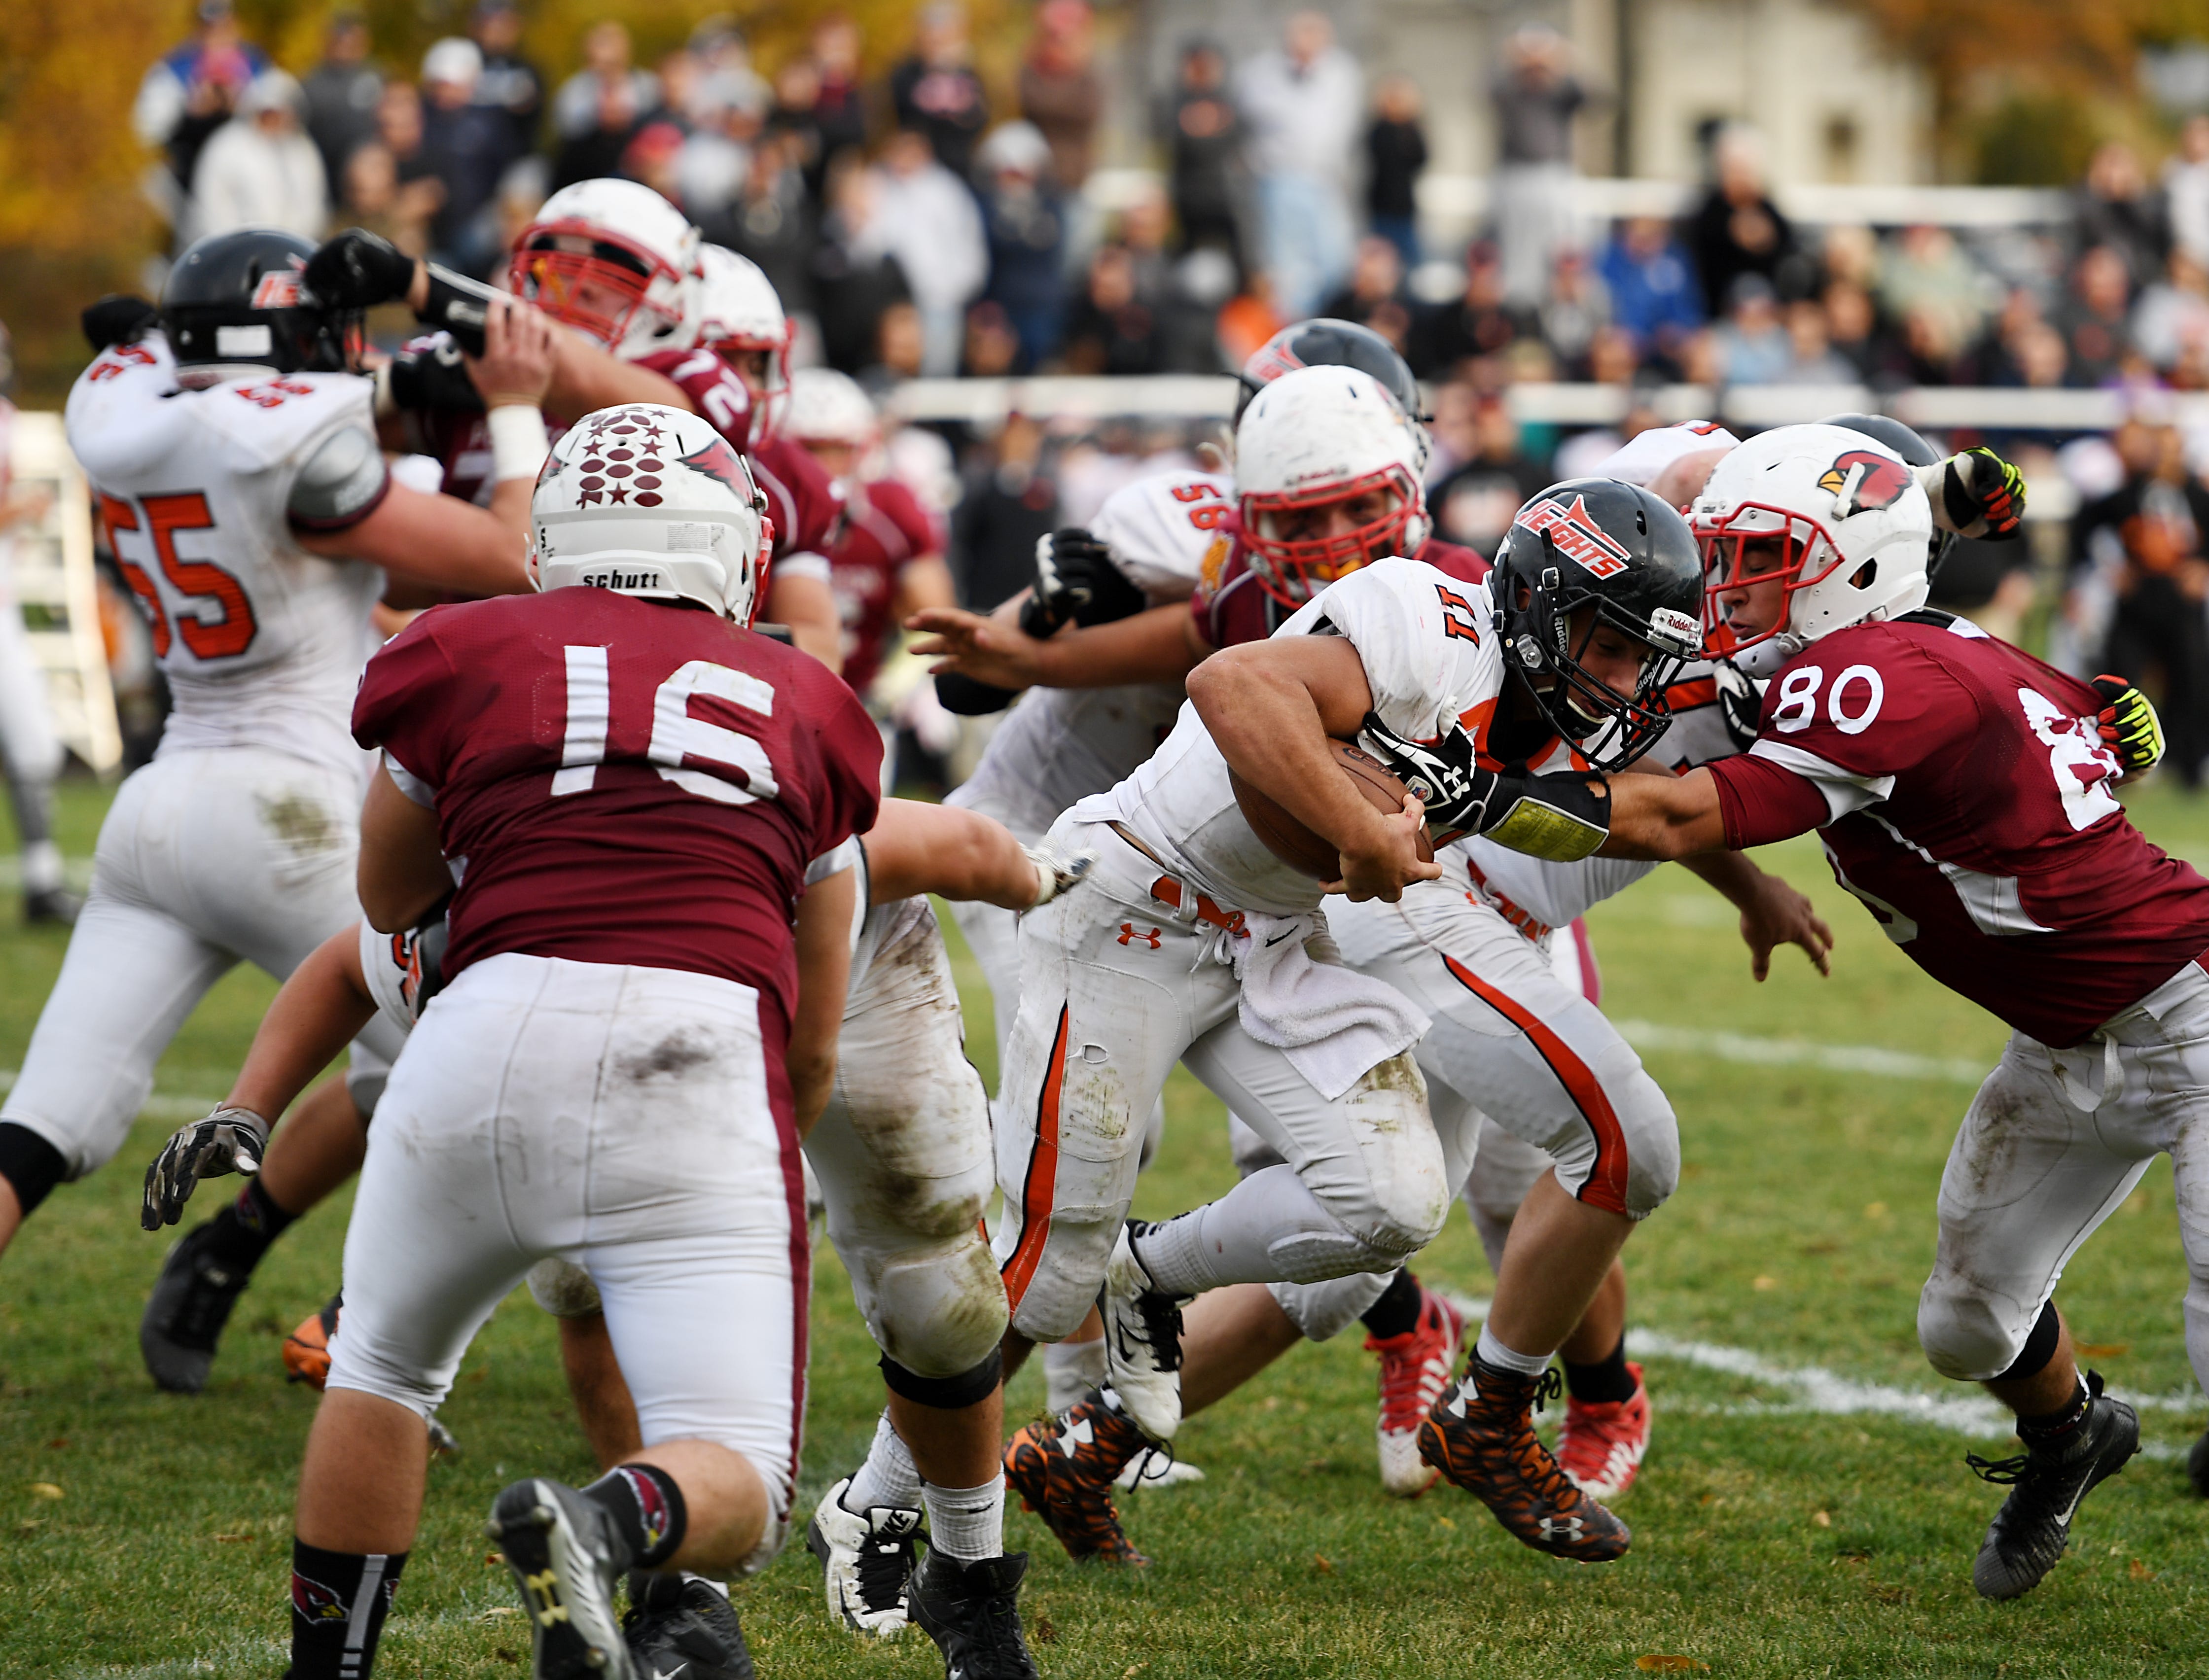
[
  {"x1": 908, "y1": 1550, "x2": 1039, "y2": 1680},
  {"x1": 141, "y1": 1220, "x2": 252, "y2": 1393},
  {"x1": 24, "y1": 887, "x2": 81, "y2": 926},
  {"x1": 487, "y1": 1477, "x2": 637, "y2": 1679},
  {"x1": 1968, "y1": 1371, "x2": 2140, "y2": 1600},
  {"x1": 624, "y1": 1571, "x2": 755, "y2": 1680},
  {"x1": 2188, "y1": 1427, "x2": 2209, "y2": 1497}
]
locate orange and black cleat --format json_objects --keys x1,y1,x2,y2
[
  {"x1": 1003, "y1": 1397, "x2": 1152, "y2": 1567},
  {"x1": 282, "y1": 1293, "x2": 342, "y2": 1390},
  {"x1": 1419, "y1": 1356, "x2": 1631, "y2": 1562}
]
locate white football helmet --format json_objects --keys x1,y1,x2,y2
[
  {"x1": 530, "y1": 403, "x2": 774, "y2": 624},
  {"x1": 1235, "y1": 363, "x2": 1431, "y2": 606},
  {"x1": 1692, "y1": 422, "x2": 1934, "y2": 675},
  {"x1": 509, "y1": 178, "x2": 699, "y2": 359},
  {"x1": 694, "y1": 245, "x2": 792, "y2": 444},
  {"x1": 786, "y1": 366, "x2": 877, "y2": 447}
]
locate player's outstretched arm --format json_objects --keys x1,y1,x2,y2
[
  {"x1": 908, "y1": 597, "x2": 1208, "y2": 693},
  {"x1": 1188, "y1": 635, "x2": 1439, "y2": 901},
  {"x1": 864, "y1": 798, "x2": 1091, "y2": 910},
  {"x1": 1599, "y1": 768, "x2": 1732, "y2": 861},
  {"x1": 789, "y1": 864, "x2": 857, "y2": 1137},
  {"x1": 1679, "y1": 851, "x2": 1834, "y2": 980},
  {"x1": 142, "y1": 927, "x2": 379, "y2": 1229},
  {"x1": 358, "y1": 763, "x2": 451, "y2": 934}
]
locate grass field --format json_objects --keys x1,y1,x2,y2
[{"x1": 5, "y1": 777, "x2": 2209, "y2": 1678}]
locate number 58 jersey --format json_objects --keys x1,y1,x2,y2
[
  {"x1": 1709, "y1": 610, "x2": 2209, "y2": 1047},
  {"x1": 66, "y1": 333, "x2": 386, "y2": 776},
  {"x1": 351, "y1": 589, "x2": 883, "y2": 1043}
]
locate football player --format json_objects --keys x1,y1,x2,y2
[
  {"x1": 1554, "y1": 421, "x2": 2189, "y2": 1600},
  {"x1": 0, "y1": 230, "x2": 542, "y2": 1282},
  {"x1": 280, "y1": 404, "x2": 880, "y2": 1680},
  {"x1": 305, "y1": 189, "x2": 845, "y2": 666}
]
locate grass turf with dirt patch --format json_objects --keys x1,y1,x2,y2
[{"x1": 2, "y1": 778, "x2": 2206, "y2": 1677}]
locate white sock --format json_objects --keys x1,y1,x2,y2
[
  {"x1": 922, "y1": 1476, "x2": 1005, "y2": 1565},
  {"x1": 21, "y1": 838, "x2": 62, "y2": 896},
  {"x1": 1044, "y1": 1337, "x2": 1107, "y2": 1411},
  {"x1": 841, "y1": 1411, "x2": 922, "y2": 1513},
  {"x1": 1130, "y1": 1165, "x2": 1352, "y2": 1295},
  {"x1": 1474, "y1": 1325, "x2": 1552, "y2": 1379}
]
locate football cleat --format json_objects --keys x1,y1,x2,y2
[
  {"x1": 141, "y1": 1220, "x2": 252, "y2": 1393},
  {"x1": 487, "y1": 1476, "x2": 638, "y2": 1679},
  {"x1": 1967, "y1": 1371, "x2": 2139, "y2": 1600},
  {"x1": 1366, "y1": 1285, "x2": 1463, "y2": 1497},
  {"x1": 283, "y1": 1293, "x2": 343, "y2": 1390},
  {"x1": 623, "y1": 1570, "x2": 755, "y2": 1680},
  {"x1": 24, "y1": 887, "x2": 82, "y2": 926},
  {"x1": 1002, "y1": 1398, "x2": 1151, "y2": 1566},
  {"x1": 1419, "y1": 1356, "x2": 1631, "y2": 1562},
  {"x1": 804, "y1": 1476, "x2": 920, "y2": 1637},
  {"x1": 1556, "y1": 1361, "x2": 1653, "y2": 1503},
  {"x1": 908, "y1": 1549, "x2": 1039, "y2": 1680},
  {"x1": 1099, "y1": 1224, "x2": 1190, "y2": 1442},
  {"x1": 2186, "y1": 1427, "x2": 2209, "y2": 1498}
]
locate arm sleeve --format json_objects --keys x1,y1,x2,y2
[
  {"x1": 351, "y1": 615, "x2": 459, "y2": 788},
  {"x1": 1708, "y1": 755, "x2": 1831, "y2": 848}
]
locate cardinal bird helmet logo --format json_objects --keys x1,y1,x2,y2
[{"x1": 1817, "y1": 449, "x2": 1912, "y2": 516}]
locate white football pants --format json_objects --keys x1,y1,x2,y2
[
  {"x1": 990, "y1": 822, "x2": 1446, "y2": 1342},
  {"x1": 328, "y1": 953, "x2": 804, "y2": 1573},
  {"x1": 0, "y1": 748, "x2": 402, "y2": 1178},
  {"x1": 1919, "y1": 958, "x2": 2209, "y2": 1390}
]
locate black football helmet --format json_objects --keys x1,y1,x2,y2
[
  {"x1": 1236, "y1": 316, "x2": 1427, "y2": 432},
  {"x1": 1490, "y1": 478, "x2": 1704, "y2": 771},
  {"x1": 1818, "y1": 411, "x2": 1953, "y2": 583},
  {"x1": 162, "y1": 228, "x2": 360, "y2": 383}
]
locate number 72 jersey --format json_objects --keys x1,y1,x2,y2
[{"x1": 1724, "y1": 610, "x2": 2209, "y2": 1047}]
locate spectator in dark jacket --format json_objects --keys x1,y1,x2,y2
[
  {"x1": 1410, "y1": 242, "x2": 1525, "y2": 378},
  {"x1": 1018, "y1": 0, "x2": 1103, "y2": 191},
  {"x1": 550, "y1": 58, "x2": 648, "y2": 192},
  {"x1": 1320, "y1": 236, "x2": 1414, "y2": 353},
  {"x1": 2075, "y1": 141, "x2": 2168, "y2": 291},
  {"x1": 809, "y1": 16, "x2": 871, "y2": 167},
  {"x1": 1061, "y1": 245, "x2": 1165, "y2": 375},
  {"x1": 952, "y1": 411, "x2": 1059, "y2": 611},
  {"x1": 813, "y1": 152, "x2": 914, "y2": 374},
  {"x1": 469, "y1": 0, "x2": 544, "y2": 160},
  {"x1": 890, "y1": 3, "x2": 990, "y2": 177},
  {"x1": 418, "y1": 37, "x2": 514, "y2": 275},
  {"x1": 976, "y1": 122, "x2": 1067, "y2": 371},
  {"x1": 302, "y1": 13, "x2": 383, "y2": 196},
  {"x1": 2060, "y1": 245, "x2": 2138, "y2": 387},
  {"x1": 1686, "y1": 124, "x2": 1798, "y2": 317},
  {"x1": 1161, "y1": 39, "x2": 1244, "y2": 273},
  {"x1": 1364, "y1": 75, "x2": 1427, "y2": 267}
]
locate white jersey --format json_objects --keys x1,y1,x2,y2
[
  {"x1": 948, "y1": 470, "x2": 1230, "y2": 841},
  {"x1": 1079, "y1": 556, "x2": 1499, "y2": 917},
  {"x1": 66, "y1": 333, "x2": 384, "y2": 777}
]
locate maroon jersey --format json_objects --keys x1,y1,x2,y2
[
  {"x1": 352, "y1": 589, "x2": 882, "y2": 1042},
  {"x1": 1192, "y1": 531, "x2": 1489, "y2": 651},
  {"x1": 829, "y1": 475, "x2": 943, "y2": 695},
  {"x1": 1708, "y1": 611, "x2": 2209, "y2": 1046}
]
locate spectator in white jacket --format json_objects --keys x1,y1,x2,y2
[
  {"x1": 189, "y1": 70, "x2": 328, "y2": 243},
  {"x1": 861, "y1": 129, "x2": 989, "y2": 376},
  {"x1": 1236, "y1": 11, "x2": 1361, "y2": 320}
]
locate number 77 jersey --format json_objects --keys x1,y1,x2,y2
[
  {"x1": 1711, "y1": 609, "x2": 2209, "y2": 1047},
  {"x1": 350, "y1": 589, "x2": 882, "y2": 1034}
]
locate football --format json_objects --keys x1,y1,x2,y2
[{"x1": 1230, "y1": 738, "x2": 1436, "y2": 879}]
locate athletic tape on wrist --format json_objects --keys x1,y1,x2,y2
[{"x1": 486, "y1": 404, "x2": 550, "y2": 483}]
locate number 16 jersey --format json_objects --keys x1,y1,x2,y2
[{"x1": 352, "y1": 590, "x2": 882, "y2": 1042}]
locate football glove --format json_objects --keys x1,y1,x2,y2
[
  {"x1": 1926, "y1": 446, "x2": 2027, "y2": 541},
  {"x1": 82, "y1": 293, "x2": 158, "y2": 353},
  {"x1": 934, "y1": 670, "x2": 1020, "y2": 715},
  {"x1": 1022, "y1": 843, "x2": 1097, "y2": 909},
  {"x1": 1355, "y1": 712, "x2": 1494, "y2": 838},
  {"x1": 2092, "y1": 674, "x2": 2165, "y2": 776},
  {"x1": 378, "y1": 336, "x2": 485, "y2": 416},
  {"x1": 1712, "y1": 657, "x2": 1765, "y2": 754},
  {"x1": 141, "y1": 1106, "x2": 271, "y2": 1231},
  {"x1": 305, "y1": 227, "x2": 420, "y2": 311},
  {"x1": 1019, "y1": 528, "x2": 1147, "y2": 639},
  {"x1": 1357, "y1": 712, "x2": 1614, "y2": 863}
]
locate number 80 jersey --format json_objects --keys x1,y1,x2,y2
[
  {"x1": 66, "y1": 333, "x2": 388, "y2": 776},
  {"x1": 351, "y1": 589, "x2": 882, "y2": 1036},
  {"x1": 1709, "y1": 610, "x2": 2209, "y2": 1047}
]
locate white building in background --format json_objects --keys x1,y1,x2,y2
[{"x1": 1106, "y1": 0, "x2": 1932, "y2": 188}]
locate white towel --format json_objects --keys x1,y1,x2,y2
[{"x1": 1229, "y1": 910, "x2": 1431, "y2": 1101}]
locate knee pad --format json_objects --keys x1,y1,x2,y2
[
  {"x1": 853, "y1": 1230, "x2": 1008, "y2": 1378},
  {"x1": 527, "y1": 1257, "x2": 604, "y2": 1319},
  {"x1": 1917, "y1": 1272, "x2": 2030, "y2": 1383},
  {"x1": 881, "y1": 1347, "x2": 1002, "y2": 1410},
  {"x1": 1270, "y1": 1271, "x2": 1392, "y2": 1342},
  {"x1": 1318, "y1": 1054, "x2": 1449, "y2": 1258}
]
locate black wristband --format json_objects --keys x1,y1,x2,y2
[
  {"x1": 418, "y1": 264, "x2": 499, "y2": 355},
  {"x1": 935, "y1": 670, "x2": 1021, "y2": 715}
]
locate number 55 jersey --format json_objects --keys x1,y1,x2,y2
[
  {"x1": 1708, "y1": 609, "x2": 2209, "y2": 1048},
  {"x1": 351, "y1": 588, "x2": 882, "y2": 1047}
]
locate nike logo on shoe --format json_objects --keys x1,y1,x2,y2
[{"x1": 649, "y1": 1665, "x2": 689, "y2": 1680}]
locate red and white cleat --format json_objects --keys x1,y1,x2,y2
[
  {"x1": 1556, "y1": 1361, "x2": 1652, "y2": 1503},
  {"x1": 1366, "y1": 1286, "x2": 1464, "y2": 1498}
]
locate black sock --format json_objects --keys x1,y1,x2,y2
[
  {"x1": 1563, "y1": 1333, "x2": 1638, "y2": 1404},
  {"x1": 287, "y1": 1540, "x2": 406, "y2": 1679},
  {"x1": 206, "y1": 1176, "x2": 297, "y2": 1268},
  {"x1": 2017, "y1": 1379, "x2": 2092, "y2": 1450},
  {"x1": 1359, "y1": 1270, "x2": 1425, "y2": 1340},
  {"x1": 583, "y1": 1464, "x2": 688, "y2": 1569}
]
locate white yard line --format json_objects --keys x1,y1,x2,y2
[{"x1": 1612, "y1": 1020, "x2": 1993, "y2": 1086}]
